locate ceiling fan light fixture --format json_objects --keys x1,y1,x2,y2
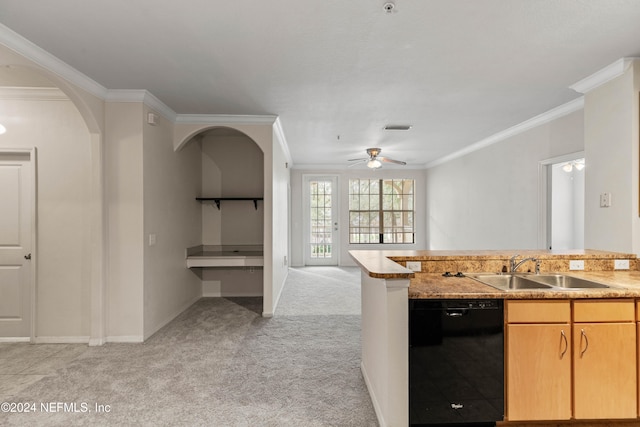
[
  {"x1": 367, "y1": 159, "x2": 382, "y2": 169},
  {"x1": 0, "y1": 124, "x2": 6, "y2": 135}
]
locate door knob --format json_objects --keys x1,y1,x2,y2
[{"x1": 24, "y1": 253, "x2": 31, "y2": 260}]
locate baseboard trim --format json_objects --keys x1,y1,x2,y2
[
  {"x1": 106, "y1": 335, "x2": 144, "y2": 343},
  {"x1": 203, "y1": 292, "x2": 264, "y2": 298},
  {"x1": 34, "y1": 336, "x2": 90, "y2": 344},
  {"x1": 0, "y1": 337, "x2": 30, "y2": 343},
  {"x1": 361, "y1": 361, "x2": 386, "y2": 427}
]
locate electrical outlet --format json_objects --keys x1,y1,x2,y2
[
  {"x1": 406, "y1": 261, "x2": 421, "y2": 272},
  {"x1": 148, "y1": 233, "x2": 157, "y2": 246},
  {"x1": 614, "y1": 259, "x2": 630, "y2": 270},
  {"x1": 600, "y1": 193, "x2": 612, "y2": 207},
  {"x1": 569, "y1": 260, "x2": 584, "y2": 270}
]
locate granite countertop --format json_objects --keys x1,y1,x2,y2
[
  {"x1": 349, "y1": 249, "x2": 640, "y2": 299},
  {"x1": 408, "y1": 271, "x2": 640, "y2": 299}
]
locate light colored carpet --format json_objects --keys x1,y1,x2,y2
[{"x1": 0, "y1": 267, "x2": 378, "y2": 426}]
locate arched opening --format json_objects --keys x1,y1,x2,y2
[
  {"x1": 0, "y1": 61, "x2": 104, "y2": 343},
  {"x1": 183, "y1": 126, "x2": 266, "y2": 300}
]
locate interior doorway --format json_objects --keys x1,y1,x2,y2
[
  {"x1": 539, "y1": 152, "x2": 585, "y2": 250},
  {"x1": 0, "y1": 149, "x2": 35, "y2": 340}
]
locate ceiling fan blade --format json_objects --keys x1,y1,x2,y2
[
  {"x1": 347, "y1": 159, "x2": 369, "y2": 168},
  {"x1": 348, "y1": 159, "x2": 368, "y2": 167},
  {"x1": 348, "y1": 157, "x2": 368, "y2": 162},
  {"x1": 378, "y1": 156, "x2": 407, "y2": 165}
]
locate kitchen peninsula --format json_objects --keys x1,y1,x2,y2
[{"x1": 350, "y1": 249, "x2": 640, "y2": 427}]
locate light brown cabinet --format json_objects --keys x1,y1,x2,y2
[
  {"x1": 506, "y1": 299, "x2": 637, "y2": 422},
  {"x1": 506, "y1": 300, "x2": 571, "y2": 421}
]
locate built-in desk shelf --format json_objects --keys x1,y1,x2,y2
[
  {"x1": 186, "y1": 245, "x2": 264, "y2": 268},
  {"x1": 196, "y1": 197, "x2": 263, "y2": 210}
]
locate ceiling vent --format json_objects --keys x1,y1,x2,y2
[{"x1": 384, "y1": 124, "x2": 412, "y2": 131}]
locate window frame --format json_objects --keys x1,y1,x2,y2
[{"x1": 348, "y1": 178, "x2": 415, "y2": 244}]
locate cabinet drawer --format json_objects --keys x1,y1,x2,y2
[
  {"x1": 573, "y1": 299, "x2": 635, "y2": 322},
  {"x1": 507, "y1": 300, "x2": 570, "y2": 323}
]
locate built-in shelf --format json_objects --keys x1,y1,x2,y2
[{"x1": 196, "y1": 197, "x2": 263, "y2": 210}]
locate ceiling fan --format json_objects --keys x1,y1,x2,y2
[{"x1": 348, "y1": 148, "x2": 407, "y2": 169}]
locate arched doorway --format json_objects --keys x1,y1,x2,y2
[
  {"x1": 181, "y1": 126, "x2": 267, "y2": 305},
  {"x1": 0, "y1": 61, "x2": 105, "y2": 344}
]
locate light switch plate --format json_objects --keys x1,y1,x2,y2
[
  {"x1": 569, "y1": 260, "x2": 584, "y2": 270},
  {"x1": 614, "y1": 259, "x2": 630, "y2": 270},
  {"x1": 406, "y1": 261, "x2": 421, "y2": 272}
]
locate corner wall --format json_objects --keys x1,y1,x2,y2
[
  {"x1": 426, "y1": 109, "x2": 584, "y2": 250},
  {"x1": 142, "y1": 107, "x2": 202, "y2": 340},
  {"x1": 583, "y1": 60, "x2": 640, "y2": 253}
]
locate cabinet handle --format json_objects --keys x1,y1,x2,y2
[
  {"x1": 560, "y1": 330, "x2": 568, "y2": 359},
  {"x1": 580, "y1": 328, "x2": 589, "y2": 357}
]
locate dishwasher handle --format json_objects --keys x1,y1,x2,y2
[{"x1": 445, "y1": 308, "x2": 469, "y2": 317}]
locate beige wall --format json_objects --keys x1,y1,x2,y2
[
  {"x1": 0, "y1": 94, "x2": 93, "y2": 340},
  {"x1": 105, "y1": 102, "x2": 144, "y2": 340},
  {"x1": 200, "y1": 132, "x2": 264, "y2": 245},
  {"x1": 142, "y1": 106, "x2": 202, "y2": 340}
]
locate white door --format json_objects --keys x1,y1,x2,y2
[
  {"x1": 0, "y1": 151, "x2": 34, "y2": 339},
  {"x1": 304, "y1": 176, "x2": 338, "y2": 266}
]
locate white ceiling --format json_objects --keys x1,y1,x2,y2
[{"x1": 1, "y1": 0, "x2": 640, "y2": 168}]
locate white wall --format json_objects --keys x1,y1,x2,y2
[
  {"x1": 0, "y1": 93, "x2": 93, "y2": 340},
  {"x1": 106, "y1": 102, "x2": 144, "y2": 340},
  {"x1": 584, "y1": 62, "x2": 640, "y2": 253},
  {"x1": 426, "y1": 110, "x2": 584, "y2": 250},
  {"x1": 551, "y1": 163, "x2": 584, "y2": 250},
  {"x1": 269, "y1": 128, "x2": 290, "y2": 312},
  {"x1": 290, "y1": 168, "x2": 427, "y2": 267},
  {"x1": 142, "y1": 106, "x2": 202, "y2": 340}
]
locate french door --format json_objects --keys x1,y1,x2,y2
[{"x1": 304, "y1": 176, "x2": 338, "y2": 266}]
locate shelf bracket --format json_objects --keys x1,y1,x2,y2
[{"x1": 214, "y1": 199, "x2": 221, "y2": 210}]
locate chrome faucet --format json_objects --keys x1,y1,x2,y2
[{"x1": 510, "y1": 254, "x2": 539, "y2": 274}]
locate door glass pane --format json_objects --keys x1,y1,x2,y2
[{"x1": 310, "y1": 179, "x2": 333, "y2": 259}]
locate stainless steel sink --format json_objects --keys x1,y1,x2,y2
[
  {"x1": 526, "y1": 274, "x2": 610, "y2": 289},
  {"x1": 467, "y1": 274, "x2": 552, "y2": 291},
  {"x1": 467, "y1": 273, "x2": 612, "y2": 291}
]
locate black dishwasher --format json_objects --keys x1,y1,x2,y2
[{"x1": 409, "y1": 299, "x2": 504, "y2": 426}]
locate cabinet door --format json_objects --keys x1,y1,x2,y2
[
  {"x1": 573, "y1": 323, "x2": 637, "y2": 419},
  {"x1": 506, "y1": 324, "x2": 571, "y2": 421}
]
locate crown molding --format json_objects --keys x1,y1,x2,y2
[
  {"x1": 0, "y1": 23, "x2": 108, "y2": 100},
  {"x1": 570, "y1": 57, "x2": 639, "y2": 94},
  {"x1": 273, "y1": 117, "x2": 292, "y2": 164},
  {"x1": 175, "y1": 114, "x2": 278, "y2": 125},
  {"x1": 0, "y1": 86, "x2": 68, "y2": 100},
  {"x1": 105, "y1": 89, "x2": 177, "y2": 121},
  {"x1": 426, "y1": 97, "x2": 585, "y2": 169}
]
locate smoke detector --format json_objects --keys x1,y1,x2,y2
[{"x1": 383, "y1": 2, "x2": 395, "y2": 13}]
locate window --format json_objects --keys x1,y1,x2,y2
[{"x1": 349, "y1": 179, "x2": 415, "y2": 244}]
